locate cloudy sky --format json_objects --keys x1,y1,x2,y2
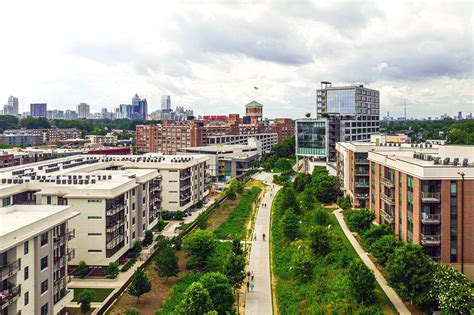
[{"x1": 0, "y1": 0, "x2": 472, "y2": 118}]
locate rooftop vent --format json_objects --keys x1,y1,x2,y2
[
  {"x1": 443, "y1": 158, "x2": 450, "y2": 165},
  {"x1": 462, "y1": 158, "x2": 468, "y2": 167}
]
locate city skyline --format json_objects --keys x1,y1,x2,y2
[{"x1": 0, "y1": 1, "x2": 472, "y2": 119}]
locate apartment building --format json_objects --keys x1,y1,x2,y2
[
  {"x1": 86, "y1": 134, "x2": 118, "y2": 145},
  {"x1": 2, "y1": 128, "x2": 82, "y2": 144},
  {"x1": 207, "y1": 133, "x2": 277, "y2": 154},
  {"x1": 0, "y1": 204, "x2": 79, "y2": 315},
  {"x1": 368, "y1": 145, "x2": 474, "y2": 280}
]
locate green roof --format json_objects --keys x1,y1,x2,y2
[{"x1": 245, "y1": 100, "x2": 263, "y2": 108}]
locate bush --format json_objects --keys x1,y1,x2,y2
[
  {"x1": 125, "y1": 308, "x2": 141, "y2": 315},
  {"x1": 143, "y1": 230, "x2": 154, "y2": 246},
  {"x1": 133, "y1": 240, "x2": 143, "y2": 255},
  {"x1": 105, "y1": 262, "x2": 119, "y2": 279},
  {"x1": 369, "y1": 235, "x2": 401, "y2": 266},
  {"x1": 337, "y1": 196, "x2": 352, "y2": 210},
  {"x1": 291, "y1": 250, "x2": 314, "y2": 283},
  {"x1": 154, "y1": 220, "x2": 167, "y2": 232},
  {"x1": 348, "y1": 259, "x2": 376, "y2": 306},
  {"x1": 175, "y1": 210, "x2": 185, "y2": 220},
  {"x1": 162, "y1": 210, "x2": 173, "y2": 220},
  {"x1": 362, "y1": 224, "x2": 392, "y2": 248},
  {"x1": 309, "y1": 226, "x2": 331, "y2": 257},
  {"x1": 76, "y1": 261, "x2": 89, "y2": 278},
  {"x1": 346, "y1": 209, "x2": 375, "y2": 234},
  {"x1": 282, "y1": 210, "x2": 300, "y2": 240},
  {"x1": 312, "y1": 208, "x2": 331, "y2": 226},
  {"x1": 77, "y1": 289, "x2": 93, "y2": 313},
  {"x1": 196, "y1": 199, "x2": 204, "y2": 208},
  {"x1": 120, "y1": 259, "x2": 137, "y2": 272}
]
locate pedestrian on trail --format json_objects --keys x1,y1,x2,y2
[
  {"x1": 246, "y1": 281, "x2": 250, "y2": 292},
  {"x1": 262, "y1": 233, "x2": 266, "y2": 241},
  {"x1": 250, "y1": 270, "x2": 254, "y2": 280},
  {"x1": 250, "y1": 282, "x2": 255, "y2": 292},
  {"x1": 253, "y1": 233, "x2": 257, "y2": 241},
  {"x1": 247, "y1": 271, "x2": 251, "y2": 280}
]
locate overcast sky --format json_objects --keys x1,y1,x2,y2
[{"x1": 0, "y1": 0, "x2": 472, "y2": 119}]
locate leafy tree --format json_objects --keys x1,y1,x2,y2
[
  {"x1": 348, "y1": 259, "x2": 376, "y2": 306},
  {"x1": 196, "y1": 199, "x2": 204, "y2": 208},
  {"x1": 430, "y1": 263, "x2": 474, "y2": 314},
  {"x1": 199, "y1": 272, "x2": 235, "y2": 315},
  {"x1": 362, "y1": 224, "x2": 392, "y2": 248},
  {"x1": 105, "y1": 262, "x2": 120, "y2": 279},
  {"x1": 298, "y1": 187, "x2": 316, "y2": 211},
  {"x1": 314, "y1": 176, "x2": 341, "y2": 203},
  {"x1": 125, "y1": 308, "x2": 141, "y2": 315},
  {"x1": 161, "y1": 210, "x2": 173, "y2": 220},
  {"x1": 19, "y1": 117, "x2": 51, "y2": 129},
  {"x1": 291, "y1": 250, "x2": 314, "y2": 283},
  {"x1": 312, "y1": 208, "x2": 331, "y2": 226},
  {"x1": 128, "y1": 269, "x2": 151, "y2": 303},
  {"x1": 293, "y1": 172, "x2": 312, "y2": 192},
  {"x1": 154, "y1": 245, "x2": 179, "y2": 280},
  {"x1": 346, "y1": 209, "x2": 375, "y2": 234},
  {"x1": 184, "y1": 230, "x2": 216, "y2": 270},
  {"x1": 0, "y1": 115, "x2": 19, "y2": 132},
  {"x1": 369, "y1": 235, "x2": 401, "y2": 266},
  {"x1": 175, "y1": 210, "x2": 185, "y2": 220},
  {"x1": 155, "y1": 219, "x2": 167, "y2": 231},
  {"x1": 386, "y1": 243, "x2": 433, "y2": 306},
  {"x1": 143, "y1": 230, "x2": 154, "y2": 246},
  {"x1": 282, "y1": 209, "x2": 300, "y2": 240},
  {"x1": 305, "y1": 112, "x2": 311, "y2": 118},
  {"x1": 177, "y1": 282, "x2": 214, "y2": 315},
  {"x1": 224, "y1": 253, "x2": 246, "y2": 294},
  {"x1": 77, "y1": 289, "x2": 93, "y2": 313},
  {"x1": 197, "y1": 212, "x2": 209, "y2": 230},
  {"x1": 231, "y1": 239, "x2": 243, "y2": 256},
  {"x1": 76, "y1": 260, "x2": 89, "y2": 278},
  {"x1": 275, "y1": 158, "x2": 292, "y2": 172},
  {"x1": 336, "y1": 196, "x2": 352, "y2": 210},
  {"x1": 132, "y1": 240, "x2": 143, "y2": 256},
  {"x1": 280, "y1": 186, "x2": 299, "y2": 213},
  {"x1": 309, "y1": 226, "x2": 331, "y2": 257}
]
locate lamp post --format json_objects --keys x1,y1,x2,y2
[{"x1": 457, "y1": 172, "x2": 465, "y2": 274}]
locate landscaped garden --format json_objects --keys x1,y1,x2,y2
[
  {"x1": 73, "y1": 288, "x2": 114, "y2": 303},
  {"x1": 271, "y1": 168, "x2": 397, "y2": 314}
]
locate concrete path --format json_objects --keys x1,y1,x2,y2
[
  {"x1": 334, "y1": 209, "x2": 411, "y2": 315},
  {"x1": 245, "y1": 172, "x2": 280, "y2": 315}
]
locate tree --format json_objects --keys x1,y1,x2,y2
[
  {"x1": 314, "y1": 176, "x2": 341, "y2": 203},
  {"x1": 386, "y1": 243, "x2": 433, "y2": 306},
  {"x1": 430, "y1": 263, "x2": 474, "y2": 314},
  {"x1": 125, "y1": 308, "x2": 141, "y2": 315},
  {"x1": 291, "y1": 250, "x2": 314, "y2": 283},
  {"x1": 199, "y1": 272, "x2": 235, "y2": 315},
  {"x1": 177, "y1": 282, "x2": 214, "y2": 315},
  {"x1": 183, "y1": 230, "x2": 216, "y2": 270},
  {"x1": 132, "y1": 240, "x2": 143, "y2": 256},
  {"x1": 312, "y1": 208, "x2": 330, "y2": 226},
  {"x1": 154, "y1": 245, "x2": 179, "y2": 280},
  {"x1": 76, "y1": 260, "x2": 89, "y2": 278},
  {"x1": 105, "y1": 262, "x2": 120, "y2": 279},
  {"x1": 293, "y1": 172, "x2": 311, "y2": 192},
  {"x1": 369, "y1": 235, "x2": 401, "y2": 266},
  {"x1": 197, "y1": 212, "x2": 209, "y2": 229},
  {"x1": 282, "y1": 209, "x2": 299, "y2": 240},
  {"x1": 362, "y1": 224, "x2": 392, "y2": 248},
  {"x1": 275, "y1": 158, "x2": 292, "y2": 172},
  {"x1": 77, "y1": 289, "x2": 93, "y2": 313},
  {"x1": 280, "y1": 186, "x2": 299, "y2": 213},
  {"x1": 196, "y1": 199, "x2": 204, "y2": 208},
  {"x1": 128, "y1": 269, "x2": 151, "y2": 303},
  {"x1": 336, "y1": 196, "x2": 352, "y2": 210},
  {"x1": 143, "y1": 230, "x2": 154, "y2": 246},
  {"x1": 346, "y1": 209, "x2": 375, "y2": 234},
  {"x1": 299, "y1": 187, "x2": 316, "y2": 211},
  {"x1": 348, "y1": 259, "x2": 376, "y2": 306},
  {"x1": 305, "y1": 112, "x2": 311, "y2": 118},
  {"x1": 309, "y1": 226, "x2": 331, "y2": 257},
  {"x1": 231, "y1": 239, "x2": 243, "y2": 256},
  {"x1": 224, "y1": 253, "x2": 246, "y2": 294}
]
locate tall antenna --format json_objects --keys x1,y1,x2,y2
[{"x1": 404, "y1": 99, "x2": 407, "y2": 120}]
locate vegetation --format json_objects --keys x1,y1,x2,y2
[
  {"x1": 175, "y1": 210, "x2": 185, "y2": 220},
  {"x1": 348, "y1": 259, "x2": 377, "y2": 306},
  {"x1": 345, "y1": 209, "x2": 375, "y2": 234},
  {"x1": 199, "y1": 272, "x2": 235, "y2": 314},
  {"x1": 143, "y1": 230, "x2": 154, "y2": 246},
  {"x1": 154, "y1": 244, "x2": 180, "y2": 281},
  {"x1": 120, "y1": 258, "x2": 137, "y2": 272},
  {"x1": 125, "y1": 308, "x2": 141, "y2": 315},
  {"x1": 261, "y1": 136, "x2": 295, "y2": 171},
  {"x1": 73, "y1": 288, "x2": 114, "y2": 303},
  {"x1": 153, "y1": 220, "x2": 167, "y2": 232},
  {"x1": 183, "y1": 230, "x2": 217, "y2": 270},
  {"x1": 214, "y1": 187, "x2": 261, "y2": 239},
  {"x1": 224, "y1": 252, "x2": 246, "y2": 293},
  {"x1": 128, "y1": 269, "x2": 152, "y2": 303},
  {"x1": 312, "y1": 167, "x2": 342, "y2": 203},
  {"x1": 336, "y1": 195, "x2": 352, "y2": 210},
  {"x1": 369, "y1": 235, "x2": 401, "y2": 266},
  {"x1": 362, "y1": 224, "x2": 392, "y2": 248},
  {"x1": 105, "y1": 262, "x2": 120, "y2": 279},
  {"x1": 133, "y1": 240, "x2": 143, "y2": 256},
  {"x1": 176, "y1": 282, "x2": 214, "y2": 315},
  {"x1": 76, "y1": 260, "x2": 89, "y2": 278},
  {"x1": 77, "y1": 289, "x2": 93, "y2": 313}
]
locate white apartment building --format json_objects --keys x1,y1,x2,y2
[
  {"x1": 86, "y1": 134, "x2": 118, "y2": 145},
  {"x1": 0, "y1": 204, "x2": 79, "y2": 315}
]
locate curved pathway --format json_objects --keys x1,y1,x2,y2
[
  {"x1": 245, "y1": 172, "x2": 280, "y2": 315},
  {"x1": 334, "y1": 209, "x2": 411, "y2": 315}
]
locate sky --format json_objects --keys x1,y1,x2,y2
[{"x1": 0, "y1": 0, "x2": 472, "y2": 119}]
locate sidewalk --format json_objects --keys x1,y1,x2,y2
[
  {"x1": 245, "y1": 172, "x2": 280, "y2": 315},
  {"x1": 334, "y1": 209, "x2": 411, "y2": 315}
]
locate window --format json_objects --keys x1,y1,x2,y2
[
  {"x1": 88, "y1": 249, "x2": 102, "y2": 253},
  {"x1": 132, "y1": 217, "x2": 135, "y2": 225},
  {"x1": 88, "y1": 216, "x2": 102, "y2": 219},
  {"x1": 24, "y1": 241, "x2": 29, "y2": 255},
  {"x1": 132, "y1": 231, "x2": 136, "y2": 239},
  {"x1": 46, "y1": 196, "x2": 52, "y2": 205},
  {"x1": 88, "y1": 233, "x2": 102, "y2": 236},
  {"x1": 24, "y1": 266, "x2": 29, "y2": 280},
  {"x1": 41, "y1": 303, "x2": 48, "y2": 315},
  {"x1": 2, "y1": 197, "x2": 10, "y2": 207},
  {"x1": 132, "y1": 203, "x2": 135, "y2": 210},
  {"x1": 450, "y1": 182, "x2": 457, "y2": 194},
  {"x1": 450, "y1": 181, "x2": 458, "y2": 262},
  {"x1": 41, "y1": 256, "x2": 48, "y2": 270},
  {"x1": 24, "y1": 291, "x2": 29, "y2": 306},
  {"x1": 41, "y1": 279, "x2": 48, "y2": 294},
  {"x1": 40, "y1": 232, "x2": 48, "y2": 246}
]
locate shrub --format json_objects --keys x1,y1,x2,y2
[
  {"x1": 346, "y1": 209, "x2": 375, "y2": 234},
  {"x1": 120, "y1": 258, "x2": 137, "y2": 272},
  {"x1": 162, "y1": 210, "x2": 173, "y2": 220},
  {"x1": 312, "y1": 208, "x2": 331, "y2": 226},
  {"x1": 77, "y1": 289, "x2": 93, "y2": 313},
  {"x1": 105, "y1": 262, "x2": 120, "y2": 279},
  {"x1": 309, "y1": 226, "x2": 331, "y2": 257},
  {"x1": 369, "y1": 235, "x2": 401, "y2": 266},
  {"x1": 154, "y1": 220, "x2": 167, "y2": 232},
  {"x1": 76, "y1": 261, "x2": 89, "y2": 278},
  {"x1": 337, "y1": 196, "x2": 352, "y2": 210},
  {"x1": 133, "y1": 240, "x2": 143, "y2": 256},
  {"x1": 291, "y1": 250, "x2": 314, "y2": 283},
  {"x1": 362, "y1": 224, "x2": 392, "y2": 248},
  {"x1": 282, "y1": 210, "x2": 300, "y2": 240},
  {"x1": 348, "y1": 259, "x2": 376, "y2": 306},
  {"x1": 196, "y1": 199, "x2": 204, "y2": 208},
  {"x1": 143, "y1": 230, "x2": 154, "y2": 246},
  {"x1": 175, "y1": 210, "x2": 185, "y2": 220}
]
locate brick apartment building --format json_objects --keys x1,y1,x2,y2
[{"x1": 2, "y1": 127, "x2": 82, "y2": 144}]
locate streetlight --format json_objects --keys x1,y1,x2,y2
[{"x1": 457, "y1": 172, "x2": 465, "y2": 274}]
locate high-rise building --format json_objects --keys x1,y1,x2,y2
[
  {"x1": 161, "y1": 95, "x2": 171, "y2": 110},
  {"x1": 76, "y1": 103, "x2": 90, "y2": 119},
  {"x1": 65, "y1": 110, "x2": 78, "y2": 120},
  {"x1": 8, "y1": 96, "x2": 19, "y2": 116},
  {"x1": 131, "y1": 94, "x2": 147, "y2": 120},
  {"x1": 30, "y1": 103, "x2": 47, "y2": 118},
  {"x1": 245, "y1": 100, "x2": 263, "y2": 124}
]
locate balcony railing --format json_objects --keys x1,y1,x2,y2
[
  {"x1": 106, "y1": 235, "x2": 125, "y2": 250},
  {"x1": 355, "y1": 170, "x2": 369, "y2": 176},
  {"x1": 106, "y1": 204, "x2": 125, "y2": 216},
  {"x1": 355, "y1": 181, "x2": 369, "y2": 188},
  {"x1": 381, "y1": 193, "x2": 395, "y2": 206},
  {"x1": 0, "y1": 259, "x2": 21, "y2": 281},
  {"x1": 421, "y1": 234, "x2": 441, "y2": 246},
  {"x1": 0, "y1": 284, "x2": 21, "y2": 309},
  {"x1": 421, "y1": 213, "x2": 441, "y2": 224},
  {"x1": 106, "y1": 219, "x2": 125, "y2": 233},
  {"x1": 421, "y1": 192, "x2": 441, "y2": 203},
  {"x1": 381, "y1": 209, "x2": 395, "y2": 224},
  {"x1": 355, "y1": 159, "x2": 369, "y2": 164},
  {"x1": 381, "y1": 177, "x2": 394, "y2": 188},
  {"x1": 180, "y1": 184, "x2": 191, "y2": 191},
  {"x1": 355, "y1": 193, "x2": 369, "y2": 200},
  {"x1": 54, "y1": 229, "x2": 75, "y2": 245}
]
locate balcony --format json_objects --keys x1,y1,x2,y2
[
  {"x1": 355, "y1": 193, "x2": 369, "y2": 200},
  {"x1": 180, "y1": 173, "x2": 192, "y2": 180},
  {"x1": 180, "y1": 184, "x2": 191, "y2": 191},
  {"x1": 54, "y1": 229, "x2": 75, "y2": 245},
  {"x1": 106, "y1": 204, "x2": 125, "y2": 216},
  {"x1": 0, "y1": 259, "x2": 20, "y2": 281},
  {"x1": 106, "y1": 219, "x2": 125, "y2": 233},
  {"x1": 106, "y1": 235, "x2": 125, "y2": 250},
  {"x1": 355, "y1": 181, "x2": 369, "y2": 188},
  {"x1": 355, "y1": 159, "x2": 369, "y2": 164},
  {"x1": 421, "y1": 234, "x2": 441, "y2": 246},
  {"x1": 381, "y1": 209, "x2": 395, "y2": 224},
  {"x1": 381, "y1": 193, "x2": 395, "y2": 206},
  {"x1": 381, "y1": 177, "x2": 394, "y2": 188},
  {"x1": 421, "y1": 213, "x2": 441, "y2": 224},
  {"x1": 0, "y1": 284, "x2": 21, "y2": 309},
  {"x1": 421, "y1": 192, "x2": 441, "y2": 203},
  {"x1": 355, "y1": 170, "x2": 369, "y2": 176}
]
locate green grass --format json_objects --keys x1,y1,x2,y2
[
  {"x1": 73, "y1": 288, "x2": 114, "y2": 302},
  {"x1": 213, "y1": 187, "x2": 261, "y2": 239},
  {"x1": 271, "y1": 190, "x2": 397, "y2": 314}
]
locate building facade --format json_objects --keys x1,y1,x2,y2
[
  {"x1": 76, "y1": 103, "x2": 90, "y2": 119},
  {"x1": 30, "y1": 104, "x2": 47, "y2": 118}
]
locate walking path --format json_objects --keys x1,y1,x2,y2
[
  {"x1": 334, "y1": 209, "x2": 411, "y2": 315},
  {"x1": 245, "y1": 172, "x2": 280, "y2": 315}
]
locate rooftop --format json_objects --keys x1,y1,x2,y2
[{"x1": 245, "y1": 100, "x2": 263, "y2": 108}]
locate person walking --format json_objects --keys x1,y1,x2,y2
[
  {"x1": 250, "y1": 270, "x2": 254, "y2": 281},
  {"x1": 250, "y1": 281, "x2": 254, "y2": 292},
  {"x1": 262, "y1": 233, "x2": 266, "y2": 241},
  {"x1": 246, "y1": 281, "x2": 250, "y2": 292},
  {"x1": 247, "y1": 270, "x2": 251, "y2": 280},
  {"x1": 253, "y1": 233, "x2": 257, "y2": 241}
]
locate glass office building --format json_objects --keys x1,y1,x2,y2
[
  {"x1": 296, "y1": 119, "x2": 327, "y2": 156},
  {"x1": 327, "y1": 89, "x2": 356, "y2": 114}
]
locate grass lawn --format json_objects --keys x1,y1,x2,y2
[{"x1": 73, "y1": 288, "x2": 114, "y2": 303}]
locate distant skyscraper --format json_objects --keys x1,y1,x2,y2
[
  {"x1": 131, "y1": 93, "x2": 148, "y2": 120},
  {"x1": 8, "y1": 96, "x2": 19, "y2": 116},
  {"x1": 77, "y1": 103, "x2": 90, "y2": 119},
  {"x1": 161, "y1": 95, "x2": 171, "y2": 110},
  {"x1": 30, "y1": 103, "x2": 47, "y2": 118},
  {"x1": 65, "y1": 110, "x2": 78, "y2": 120}
]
